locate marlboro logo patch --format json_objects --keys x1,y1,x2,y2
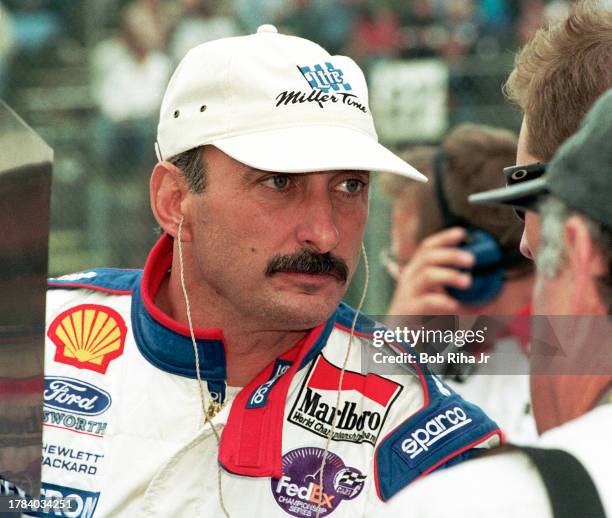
[
  {"x1": 48, "y1": 304, "x2": 126, "y2": 374},
  {"x1": 288, "y1": 355, "x2": 402, "y2": 446}
]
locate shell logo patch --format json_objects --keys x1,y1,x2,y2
[{"x1": 48, "y1": 304, "x2": 126, "y2": 374}]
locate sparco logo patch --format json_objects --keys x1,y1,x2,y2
[
  {"x1": 44, "y1": 377, "x2": 112, "y2": 416},
  {"x1": 288, "y1": 355, "x2": 401, "y2": 445},
  {"x1": 48, "y1": 304, "x2": 126, "y2": 374},
  {"x1": 271, "y1": 447, "x2": 365, "y2": 517},
  {"x1": 399, "y1": 404, "x2": 473, "y2": 466}
]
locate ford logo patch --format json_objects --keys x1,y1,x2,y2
[{"x1": 44, "y1": 376, "x2": 112, "y2": 416}]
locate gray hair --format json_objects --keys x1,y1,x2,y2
[
  {"x1": 537, "y1": 196, "x2": 612, "y2": 311},
  {"x1": 168, "y1": 146, "x2": 207, "y2": 193},
  {"x1": 536, "y1": 197, "x2": 570, "y2": 278}
]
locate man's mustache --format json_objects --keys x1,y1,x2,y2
[{"x1": 265, "y1": 249, "x2": 349, "y2": 283}]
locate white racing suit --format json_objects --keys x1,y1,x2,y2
[
  {"x1": 1, "y1": 234, "x2": 502, "y2": 517},
  {"x1": 373, "y1": 404, "x2": 612, "y2": 518}
]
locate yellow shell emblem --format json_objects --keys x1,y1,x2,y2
[{"x1": 48, "y1": 304, "x2": 127, "y2": 373}]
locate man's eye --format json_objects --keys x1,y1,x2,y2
[
  {"x1": 262, "y1": 175, "x2": 290, "y2": 190},
  {"x1": 337, "y1": 179, "x2": 366, "y2": 193}
]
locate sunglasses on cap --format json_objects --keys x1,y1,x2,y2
[{"x1": 502, "y1": 162, "x2": 547, "y2": 220}]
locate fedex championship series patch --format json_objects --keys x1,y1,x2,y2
[
  {"x1": 271, "y1": 448, "x2": 365, "y2": 517},
  {"x1": 288, "y1": 355, "x2": 402, "y2": 446}
]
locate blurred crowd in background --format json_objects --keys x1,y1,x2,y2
[
  {"x1": 0, "y1": 0, "x2": 580, "y2": 310},
  {"x1": 0, "y1": 0, "x2": 576, "y2": 78}
]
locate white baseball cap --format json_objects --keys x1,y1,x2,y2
[{"x1": 156, "y1": 24, "x2": 426, "y2": 182}]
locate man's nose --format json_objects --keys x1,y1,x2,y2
[{"x1": 295, "y1": 193, "x2": 340, "y2": 254}]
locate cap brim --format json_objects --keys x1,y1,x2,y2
[
  {"x1": 212, "y1": 125, "x2": 427, "y2": 182},
  {"x1": 468, "y1": 177, "x2": 550, "y2": 212}
]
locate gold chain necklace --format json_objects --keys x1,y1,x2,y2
[{"x1": 206, "y1": 400, "x2": 225, "y2": 419}]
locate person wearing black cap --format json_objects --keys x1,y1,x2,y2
[
  {"x1": 376, "y1": 87, "x2": 612, "y2": 518},
  {"x1": 472, "y1": 86, "x2": 612, "y2": 431}
]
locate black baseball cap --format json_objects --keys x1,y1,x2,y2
[{"x1": 469, "y1": 88, "x2": 612, "y2": 229}]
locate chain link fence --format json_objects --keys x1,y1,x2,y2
[{"x1": 1, "y1": 0, "x2": 552, "y2": 311}]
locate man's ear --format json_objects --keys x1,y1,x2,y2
[
  {"x1": 564, "y1": 215, "x2": 607, "y2": 313},
  {"x1": 150, "y1": 161, "x2": 192, "y2": 241}
]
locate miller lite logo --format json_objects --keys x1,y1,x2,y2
[
  {"x1": 48, "y1": 304, "x2": 126, "y2": 374},
  {"x1": 288, "y1": 355, "x2": 401, "y2": 446},
  {"x1": 298, "y1": 62, "x2": 352, "y2": 93}
]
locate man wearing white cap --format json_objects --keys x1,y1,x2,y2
[{"x1": 1, "y1": 26, "x2": 501, "y2": 516}]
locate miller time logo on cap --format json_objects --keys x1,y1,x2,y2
[{"x1": 275, "y1": 60, "x2": 367, "y2": 114}]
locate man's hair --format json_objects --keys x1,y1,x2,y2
[
  {"x1": 379, "y1": 124, "x2": 525, "y2": 257},
  {"x1": 505, "y1": 0, "x2": 612, "y2": 161},
  {"x1": 537, "y1": 197, "x2": 612, "y2": 312},
  {"x1": 378, "y1": 145, "x2": 437, "y2": 202},
  {"x1": 168, "y1": 146, "x2": 207, "y2": 193},
  {"x1": 378, "y1": 145, "x2": 442, "y2": 238}
]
